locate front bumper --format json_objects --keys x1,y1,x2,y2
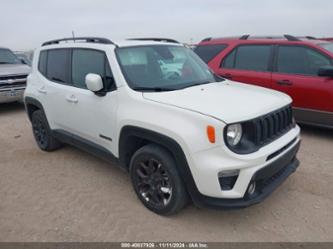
[
  {"x1": 0, "y1": 87, "x2": 25, "y2": 103},
  {"x1": 192, "y1": 140, "x2": 300, "y2": 209}
]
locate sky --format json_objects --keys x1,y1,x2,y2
[{"x1": 2, "y1": 0, "x2": 333, "y2": 51}]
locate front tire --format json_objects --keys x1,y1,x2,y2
[
  {"x1": 130, "y1": 144, "x2": 188, "y2": 215},
  {"x1": 31, "y1": 110, "x2": 62, "y2": 151}
]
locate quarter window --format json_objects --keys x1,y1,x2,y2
[
  {"x1": 46, "y1": 49, "x2": 70, "y2": 83},
  {"x1": 38, "y1": 51, "x2": 47, "y2": 76},
  {"x1": 222, "y1": 45, "x2": 272, "y2": 72},
  {"x1": 277, "y1": 46, "x2": 331, "y2": 76},
  {"x1": 194, "y1": 44, "x2": 227, "y2": 63}
]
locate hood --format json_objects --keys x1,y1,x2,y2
[
  {"x1": 0, "y1": 64, "x2": 31, "y2": 76},
  {"x1": 143, "y1": 81, "x2": 291, "y2": 124}
]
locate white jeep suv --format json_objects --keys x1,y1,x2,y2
[{"x1": 24, "y1": 37, "x2": 301, "y2": 215}]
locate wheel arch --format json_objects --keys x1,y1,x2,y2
[
  {"x1": 118, "y1": 125, "x2": 200, "y2": 202},
  {"x1": 24, "y1": 97, "x2": 45, "y2": 121}
]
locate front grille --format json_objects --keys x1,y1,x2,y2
[
  {"x1": 0, "y1": 74, "x2": 27, "y2": 88},
  {"x1": 253, "y1": 105, "x2": 293, "y2": 146}
]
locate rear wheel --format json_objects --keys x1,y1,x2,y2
[
  {"x1": 31, "y1": 110, "x2": 62, "y2": 151},
  {"x1": 130, "y1": 144, "x2": 188, "y2": 215}
]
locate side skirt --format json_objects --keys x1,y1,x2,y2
[
  {"x1": 52, "y1": 129, "x2": 123, "y2": 168},
  {"x1": 293, "y1": 107, "x2": 333, "y2": 129}
]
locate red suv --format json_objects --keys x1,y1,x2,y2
[{"x1": 194, "y1": 35, "x2": 333, "y2": 128}]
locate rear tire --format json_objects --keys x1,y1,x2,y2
[
  {"x1": 31, "y1": 110, "x2": 62, "y2": 151},
  {"x1": 130, "y1": 144, "x2": 188, "y2": 215}
]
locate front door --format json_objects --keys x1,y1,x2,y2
[
  {"x1": 272, "y1": 45, "x2": 333, "y2": 125},
  {"x1": 217, "y1": 44, "x2": 273, "y2": 88}
]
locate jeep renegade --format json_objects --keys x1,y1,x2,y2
[{"x1": 25, "y1": 37, "x2": 301, "y2": 215}]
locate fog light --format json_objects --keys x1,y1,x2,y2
[{"x1": 247, "y1": 182, "x2": 256, "y2": 195}]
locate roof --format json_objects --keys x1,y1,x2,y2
[
  {"x1": 40, "y1": 37, "x2": 182, "y2": 49},
  {"x1": 198, "y1": 35, "x2": 332, "y2": 45}
]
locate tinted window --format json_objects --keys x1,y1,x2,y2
[
  {"x1": 71, "y1": 49, "x2": 114, "y2": 91},
  {"x1": 46, "y1": 49, "x2": 70, "y2": 83},
  {"x1": 72, "y1": 49, "x2": 106, "y2": 89},
  {"x1": 235, "y1": 45, "x2": 271, "y2": 71},
  {"x1": 277, "y1": 46, "x2": 331, "y2": 76},
  {"x1": 222, "y1": 49, "x2": 236, "y2": 68},
  {"x1": 38, "y1": 51, "x2": 47, "y2": 76},
  {"x1": 194, "y1": 44, "x2": 227, "y2": 63}
]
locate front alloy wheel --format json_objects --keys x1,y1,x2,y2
[
  {"x1": 130, "y1": 144, "x2": 188, "y2": 215},
  {"x1": 134, "y1": 158, "x2": 173, "y2": 208}
]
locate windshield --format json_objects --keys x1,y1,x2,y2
[
  {"x1": 319, "y1": 43, "x2": 333, "y2": 54},
  {"x1": 116, "y1": 45, "x2": 218, "y2": 91},
  {"x1": 0, "y1": 49, "x2": 21, "y2": 64}
]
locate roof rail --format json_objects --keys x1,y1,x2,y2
[
  {"x1": 238, "y1": 34, "x2": 301, "y2": 42},
  {"x1": 201, "y1": 37, "x2": 212, "y2": 42},
  {"x1": 42, "y1": 37, "x2": 117, "y2": 47},
  {"x1": 239, "y1": 35, "x2": 250, "y2": 40},
  {"x1": 127, "y1": 38, "x2": 179, "y2": 44},
  {"x1": 283, "y1": 34, "x2": 300, "y2": 41},
  {"x1": 305, "y1": 36, "x2": 317, "y2": 40}
]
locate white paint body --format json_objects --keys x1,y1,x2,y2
[{"x1": 25, "y1": 40, "x2": 301, "y2": 199}]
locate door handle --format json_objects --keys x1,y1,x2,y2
[
  {"x1": 66, "y1": 95, "x2": 78, "y2": 103},
  {"x1": 37, "y1": 86, "x2": 47, "y2": 94},
  {"x1": 222, "y1": 73, "x2": 233, "y2": 79},
  {"x1": 277, "y1": 80, "x2": 293, "y2": 86}
]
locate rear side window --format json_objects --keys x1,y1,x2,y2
[
  {"x1": 46, "y1": 49, "x2": 70, "y2": 83},
  {"x1": 222, "y1": 45, "x2": 272, "y2": 72},
  {"x1": 194, "y1": 44, "x2": 227, "y2": 63},
  {"x1": 277, "y1": 46, "x2": 331, "y2": 76},
  {"x1": 38, "y1": 51, "x2": 47, "y2": 76}
]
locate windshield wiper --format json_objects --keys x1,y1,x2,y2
[
  {"x1": 132, "y1": 86, "x2": 177, "y2": 92},
  {"x1": 179, "y1": 80, "x2": 214, "y2": 90}
]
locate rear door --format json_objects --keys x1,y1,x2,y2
[
  {"x1": 272, "y1": 45, "x2": 333, "y2": 112},
  {"x1": 41, "y1": 48, "x2": 72, "y2": 130},
  {"x1": 217, "y1": 44, "x2": 273, "y2": 88}
]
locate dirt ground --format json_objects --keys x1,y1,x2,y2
[{"x1": 0, "y1": 102, "x2": 332, "y2": 242}]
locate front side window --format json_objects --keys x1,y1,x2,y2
[
  {"x1": 277, "y1": 46, "x2": 331, "y2": 76},
  {"x1": 71, "y1": 49, "x2": 114, "y2": 89},
  {"x1": 46, "y1": 49, "x2": 70, "y2": 83},
  {"x1": 116, "y1": 45, "x2": 217, "y2": 91},
  {"x1": 0, "y1": 49, "x2": 21, "y2": 64},
  {"x1": 222, "y1": 49, "x2": 236, "y2": 68},
  {"x1": 221, "y1": 45, "x2": 271, "y2": 72},
  {"x1": 194, "y1": 44, "x2": 227, "y2": 63}
]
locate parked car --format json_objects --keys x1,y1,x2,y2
[
  {"x1": 25, "y1": 37, "x2": 300, "y2": 215},
  {"x1": 0, "y1": 47, "x2": 31, "y2": 104},
  {"x1": 194, "y1": 35, "x2": 333, "y2": 129},
  {"x1": 14, "y1": 52, "x2": 32, "y2": 66}
]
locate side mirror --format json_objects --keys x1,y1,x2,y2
[
  {"x1": 85, "y1": 73, "x2": 104, "y2": 93},
  {"x1": 318, "y1": 66, "x2": 333, "y2": 77},
  {"x1": 20, "y1": 58, "x2": 27, "y2": 64}
]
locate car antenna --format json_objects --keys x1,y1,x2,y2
[{"x1": 72, "y1": 31, "x2": 76, "y2": 43}]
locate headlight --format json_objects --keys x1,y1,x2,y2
[{"x1": 226, "y1": 124, "x2": 242, "y2": 146}]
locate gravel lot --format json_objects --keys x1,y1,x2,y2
[{"x1": 0, "y1": 102, "x2": 332, "y2": 242}]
